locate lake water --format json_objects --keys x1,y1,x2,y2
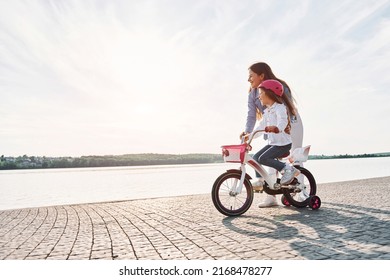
[{"x1": 0, "y1": 157, "x2": 389, "y2": 210}]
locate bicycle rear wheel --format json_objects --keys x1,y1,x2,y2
[
  {"x1": 211, "y1": 171, "x2": 253, "y2": 216},
  {"x1": 282, "y1": 166, "x2": 316, "y2": 208}
]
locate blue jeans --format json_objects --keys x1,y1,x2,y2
[{"x1": 254, "y1": 144, "x2": 292, "y2": 175}]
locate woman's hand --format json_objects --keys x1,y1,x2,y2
[
  {"x1": 284, "y1": 125, "x2": 291, "y2": 134},
  {"x1": 240, "y1": 132, "x2": 250, "y2": 142}
]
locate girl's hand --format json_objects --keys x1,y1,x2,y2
[{"x1": 265, "y1": 126, "x2": 280, "y2": 133}]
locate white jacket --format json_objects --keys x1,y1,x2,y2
[{"x1": 251, "y1": 102, "x2": 292, "y2": 146}]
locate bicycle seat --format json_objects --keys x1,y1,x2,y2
[{"x1": 278, "y1": 152, "x2": 290, "y2": 159}]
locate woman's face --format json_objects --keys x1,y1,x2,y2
[{"x1": 248, "y1": 69, "x2": 264, "y2": 88}]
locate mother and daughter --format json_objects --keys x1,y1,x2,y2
[{"x1": 241, "y1": 62, "x2": 304, "y2": 207}]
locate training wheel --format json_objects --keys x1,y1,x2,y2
[
  {"x1": 309, "y1": 195, "x2": 321, "y2": 210},
  {"x1": 281, "y1": 195, "x2": 291, "y2": 207}
]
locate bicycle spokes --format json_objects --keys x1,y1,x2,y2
[{"x1": 211, "y1": 172, "x2": 253, "y2": 216}]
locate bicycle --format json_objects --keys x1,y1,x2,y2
[{"x1": 211, "y1": 130, "x2": 321, "y2": 216}]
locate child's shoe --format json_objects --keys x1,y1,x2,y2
[
  {"x1": 280, "y1": 165, "x2": 301, "y2": 185},
  {"x1": 258, "y1": 194, "x2": 278, "y2": 208}
]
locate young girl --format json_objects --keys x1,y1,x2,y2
[{"x1": 246, "y1": 79, "x2": 301, "y2": 195}]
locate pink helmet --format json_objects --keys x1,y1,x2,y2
[{"x1": 258, "y1": 79, "x2": 284, "y2": 97}]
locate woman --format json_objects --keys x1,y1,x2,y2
[{"x1": 242, "y1": 62, "x2": 304, "y2": 207}]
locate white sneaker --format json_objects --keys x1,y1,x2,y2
[
  {"x1": 280, "y1": 166, "x2": 301, "y2": 185},
  {"x1": 252, "y1": 179, "x2": 264, "y2": 192},
  {"x1": 258, "y1": 194, "x2": 278, "y2": 208}
]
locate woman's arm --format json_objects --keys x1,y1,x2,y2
[
  {"x1": 250, "y1": 119, "x2": 266, "y2": 140},
  {"x1": 245, "y1": 89, "x2": 257, "y2": 133},
  {"x1": 245, "y1": 88, "x2": 266, "y2": 133}
]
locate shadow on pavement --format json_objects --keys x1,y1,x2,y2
[{"x1": 222, "y1": 202, "x2": 390, "y2": 259}]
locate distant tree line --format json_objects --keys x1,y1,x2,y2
[
  {"x1": 0, "y1": 154, "x2": 224, "y2": 170},
  {"x1": 1, "y1": 152, "x2": 389, "y2": 170},
  {"x1": 308, "y1": 152, "x2": 390, "y2": 160}
]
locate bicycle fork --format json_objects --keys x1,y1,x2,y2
[{"x1": 231, "y1": 164, "x2": 247, "y2": 195}]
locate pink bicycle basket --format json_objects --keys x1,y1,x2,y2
[{"x1": 221, "y1": 144, "x2": 249, "y2": 163}]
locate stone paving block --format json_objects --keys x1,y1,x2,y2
[
  {"x1": 24, "y1": 254, "x2": 49, "y2": 260},
  {"x1": 46, "y1": 254, "x2": 69, "y2": 260},
  {"x1": 67, "y1": 254, "x2": 90, "y2": 260},
  {"x1": 376, "y1": 253, "x2": 390, "y2": 259},
  {"x1": 90, "y1": 249, "x2": 112, "y2": 260}
]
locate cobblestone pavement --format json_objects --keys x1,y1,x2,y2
[{"x1": 0, "y1": 176, "x2": 389, "y2": 260}]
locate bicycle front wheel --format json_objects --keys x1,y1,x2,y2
[{"x1": 211, "y1": 171, "x2": 254, "y2": 216}]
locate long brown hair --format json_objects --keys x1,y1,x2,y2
[{"x1": 249, "y1": 62, "x2": 297, "y2": 119}]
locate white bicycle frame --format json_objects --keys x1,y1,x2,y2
[{"x1": 231, "y1": 130, "x2": 310, "y2": 194}]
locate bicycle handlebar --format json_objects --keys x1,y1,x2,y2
[{"x1": 242, "y1": 130, "x2": 265, "y2": 145}]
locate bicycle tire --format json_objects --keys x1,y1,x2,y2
[
  {"x1": 282, "y1": 166, "x2": 316, "y2": 208},
  {"x1": 211, "y1": 171, "x2": 254, "y2": 216}
]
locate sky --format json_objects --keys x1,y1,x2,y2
[{"x1": 1, "y1": 0, "x2": 390, "y2": 157}]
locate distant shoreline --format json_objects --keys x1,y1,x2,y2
[
  {"x1": 308, "y1": 153, "x2": 390, "y2": 160},
  {"x1": 1, "y1": 152, "x2": 389, "y2": 171}
]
